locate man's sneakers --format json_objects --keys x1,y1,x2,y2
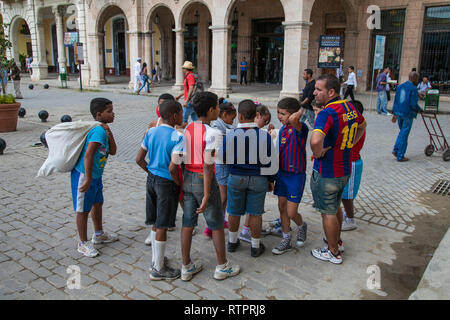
[
  {"x1": 150, "y1": 265, "x2": 181, "y2": 281},
  {"x1": 214, "y1": 261, "x2": 241, "y2": 280},
  {"x1": 322, "y1": 237, "x2": 345, "y2": 253},
  {"x1": 311, "y1": 247, "x2": 343, "y2": 264},
  {"x1": 78, "y1": 241, "x2": 99, "y2": 258},
  {"x1": 342, "y1": 216, "x2": 357, "y2": 231},
  {"x1": 227, "y1": 239, "x2": 240, "y2": 252},
  {"x1": 297, "y1": 222, "x2": 307, "y2": 246},
  {"x1": 272, "y1": 237, "x2": 293, "y2": 255},
  {"x1": 92, "y1": 231, "x2": 119, "y2": 244},
  {"x1": 181, "y1": 262, "x2": 203, "y2": 281},
  {"x1": 251, "y1": 243, "x2": 265, "y2": 257}
]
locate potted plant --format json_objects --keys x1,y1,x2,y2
[{"x1": 0, "y1": 22, "x2": 21, "y2": 132}]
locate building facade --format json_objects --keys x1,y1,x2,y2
[{"x1": 1, "y1": 0, "x2": 449, "y2": 96}]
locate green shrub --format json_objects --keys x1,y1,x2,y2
[{"x1": 0, "y1": 94, "x2": 16, "y2": 104}]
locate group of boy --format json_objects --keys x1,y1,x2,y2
[{"x1": 69, "y1": 73, "x2": 367, "y2": 283}]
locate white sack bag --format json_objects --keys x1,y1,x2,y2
[{"x1": 37, "y1": 120, "x2": 101, "y2": 177}]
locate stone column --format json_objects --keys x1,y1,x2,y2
[
  {"x1": 280, "y1": 20, "x2": 312, "y2": 99},
  {"x1": 31, "y1": 19, "x2": 48, "y2": 80},
  {"x1": 87, "y1": 32, "x2": 106, "y2": 86},
  {"x1": 53, "y1": 6, "x2": 68, "y2": 74},
  {"x1": 209, "y1": 25, "x2": 233, "y2": 96},
  {"x1": 76, "y1": 0, "x2": 90, "y2": 86},
  {"x1": 127, "y1": 31, "x2": 146, "y2": 89},
  {"x1": 399, "y1": 2, "x2": 424, "y2": 83},
  {"x1": 143, "y1": 31, "x2": 153, "y2": 70},
  {"x1": 172, "y1": 28, "x2": 186, "y2": 90}
]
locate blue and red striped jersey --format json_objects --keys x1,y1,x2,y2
[
  {"x1": 279, "y1": 123, "x2": 309, "y2": 174},
  {"x1": 313, "y1": 99, "x2": 366, "y2": 178}
]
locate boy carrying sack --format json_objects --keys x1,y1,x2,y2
[{"x1": 71, "y1": 98, "x2": 118, "y2": 257}]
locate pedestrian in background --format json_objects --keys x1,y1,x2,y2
[
  {"x1": 392, "y1": 72, "x2": 423, "y2": 162},
  {"x1": 343, "y1": 66, "x2": 357, "y2": 101},
  {"x1": 137, "y1": 62, "x2": 151, "y2": 95},
  {"x1": 376, "y1": 66, "x2": 391, "y2": 115},
  {"x1": 240, "y1": 57, "x2": 248, "y2": 86},
  {"x1": 9, "y1": 62, "x2": 23, "y2": 99},
  {"x1": 133, "y1": 57, "x2": 142, "y2": 94},
  {"x1": 300, "y1": 68, "x2": 316, "y2": 128}
]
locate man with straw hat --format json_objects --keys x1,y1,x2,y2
[{"x1": 176, "y1": 61, "x2": 198, "y2": 128}]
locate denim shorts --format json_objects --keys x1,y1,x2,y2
[
  {"x1": 145, "y1": 172, "x2": 180, "y2": 228},
  {"x1": 215, "y1": 164, "x2": 230, "y2": 186},
  {"x1": 310, "y1": 170, "x2": 350, "y2": 215},
  {"x1": 226, "y1": 174, "x2": 269, "y2": 216},
  {"x1": 182, "y1": 170, "x2": 224, "y2": 230},
  {"x1": 182, "y1": 102, "x2": 199, "y2": 123}
]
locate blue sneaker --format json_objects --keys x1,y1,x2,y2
[
  {"x1": 214, "y1": 261, "x2": 240, "y2": 280},
  {"x1": 181, "y1": 262, "x2": 203, "y2": 281}
]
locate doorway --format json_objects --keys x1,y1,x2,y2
[
  {"x1": 113, "y1": 18, "x2": 126, "y2": 76},
  {"x1": 252, "y1": 19, "x2": 284, "y2": 84}
]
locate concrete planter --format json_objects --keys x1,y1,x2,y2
[{"x1": 0, "y1": 102, "x2": 21, "y2": 132}]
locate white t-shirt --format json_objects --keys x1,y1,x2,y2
[{"x1": 345, "y1": 72, "x2": 357, "y2": 88}]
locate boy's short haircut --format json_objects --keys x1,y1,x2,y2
[
  {"x1": 350, "y1": 100, "x2": 364, "y2": 115},
  {"x1": 159, "y1": 100, "x2": 182, "y2": 120},
  {"x1": 219, "y1": 102, "x2": 236, "y2": 117},
  {"x1": 256, "y1": 104, "x2": 271, "y2": 122},
  {"x1": 238, "y1": 99, "x2": 257, "y2": 120},
  {"x1": 90, "y1": 98, "x2": 112, "y2": 119},
  {"x1": 158, "y1": 93, "x2": 175, "y2": 103},
  {"x1": 349, "y1": 66, "x2": 355, "y2": 71},
  {"x1": 277, "y1": 97, "x2": 300, "y2": 114},
  {"x1": 192, "y1": 91, "x2": 218, "y2": 117}
]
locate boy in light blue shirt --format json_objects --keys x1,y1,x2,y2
[
  {"x1": 136, "y1": 99, "x2": 184, "y2": 281},
  {"x1": 71, "y1": 98, "x2": 118, "y2": 258}
]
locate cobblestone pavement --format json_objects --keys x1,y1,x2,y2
[{"x1": 0, "y1": 87, "x2": 449, "y2": 300}]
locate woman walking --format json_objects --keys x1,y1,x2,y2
[{"x1": 137, "y1": 62, "x2": 151, "y2": 95}]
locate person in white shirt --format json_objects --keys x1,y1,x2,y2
[
  {"x1": 417, "y1": 76, "x2": 432, "y2": 100},
  {"x1": 134, "y1": 57, "x2": 142, "y2": 94},
  {"x1": 385, "y1": 70, "x2": 392, "y2": 106},
  {"x1": 343, "y1": 66, "x2": 357, "y2": 100}
]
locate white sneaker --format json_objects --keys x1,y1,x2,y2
[
  {"x1": 77, "y1": 241, "x2": 99, "y2": 257},
  {"x1": 145, "y1": 231, "x2": 152, "y2": 246},
  {"x1": 214, "y1": 261, "x2": 240, "y2": 280},
  {"x1": 342, "y1": 217, "x2": 357, "y2": 231},
  {"x1": 322, "y1": 237, "x2": 345, "y2": 253},
  {"x1": 311, "y1": 247, "x2": 342, "y2": 264},
  {"x1": 181, "y1": 262, "x2": 203, "y2": 281},
  {"x1": 92, "y1": 231, "x2": 119, "y2": 244}
]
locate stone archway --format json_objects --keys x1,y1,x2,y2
[
  {"x1": 308, "y1": 0, "x2": 358, "y2": 78},
  {"x1": 92, "y1": 4, "x2": 131, "y2": 85},
  {"x1": 178, "y1": 1, "x2": 213, "y2": 82},
  {"x1": 147, "y1": 4, "x2": 176, "y2": 81},
  {"x1": 9, "y1": 16, "x2": 32, "y2": 70}
]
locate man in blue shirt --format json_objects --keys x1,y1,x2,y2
[
  {"x1": 392, "y1": 72, "x2": 423, "y2": 162},
  {"x1": 240, "y1": 57, "x2": 248, "y2": 86},
  {"x1": 376, "y1": 66, "x2": 390, "y2": 115}
]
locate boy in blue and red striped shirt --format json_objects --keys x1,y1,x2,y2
[{"x1": 272, "y1": 97, "x2": 309, "y2": 255}]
